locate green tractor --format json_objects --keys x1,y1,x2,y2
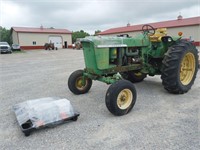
[{"x1": 68, "y1": 25, "x2": 199, "y2": 116}]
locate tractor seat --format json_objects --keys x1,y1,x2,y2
[{"x1": 150, "y1": 28, "x2": 167, "y2": 42}]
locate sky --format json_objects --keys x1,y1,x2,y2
[{"x1": 0, "y1": 0, "x2": 200, "y2": 34}]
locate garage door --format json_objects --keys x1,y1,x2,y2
[{"x1": 49, "y1": 36, "x2": 62, "y2": 49}]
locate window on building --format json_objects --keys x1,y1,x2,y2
[{"x1": 33, "y1": 41, "x2": 36, "y2": 45}]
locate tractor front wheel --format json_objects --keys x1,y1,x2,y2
[
  {"x1": 105, "y1": 80, "x2": 137, "y2": 116},
  {"x1": 161, "y1": 40, "x2": 198, "y2": 94},
  {"x1": 68, "y1": 70, "x2": 92, "y2": 95}
]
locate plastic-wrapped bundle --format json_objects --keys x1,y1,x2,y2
[{"x1": 13, "y1": 97, "x2": 79, "y2": 136}]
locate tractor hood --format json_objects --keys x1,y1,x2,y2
[{"x1": 81, "y1": 34, "x2": 150, "y2": 47}]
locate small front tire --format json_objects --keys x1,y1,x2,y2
[
  {"x1": 105, "y1": 80, "x2": 137, "y2": 116},
  {"x1": 68, "y1": 70, "x2": 92, "y2": 95}
]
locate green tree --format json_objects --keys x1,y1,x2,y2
[
  {"x1": 72, "y1": 30, "x2": 90, "y2": 43},
  {"x1": 94, "y1": 30, "x2": 101, "y2": 35},
  {"x1": 0, "y1": 27, "x2": 12, "y2": 44}
]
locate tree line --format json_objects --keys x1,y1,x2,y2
[
  {"x1": 72, "y1": 30, "x2": 101, "y2": 43},
  {"x1": 0, "y1": 26, "x2": 101, "y2": 45},
  {"x1": 0, "y1": 27, "x2": 12, "y2": 44}
]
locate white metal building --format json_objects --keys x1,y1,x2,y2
[
  {"x1": 11, "y1": 26, "x2": 72, "y2": 50},
  {"x1": 99, "y1": 16, "x2": 200, "y2": 50}
]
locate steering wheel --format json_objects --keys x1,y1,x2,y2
[{"x1": 142, "y1": 24, "x2": 155, "y2": 35}]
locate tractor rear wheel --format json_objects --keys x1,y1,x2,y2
[
  {"x1": 121, "y1": 71, "x2": 146, "y2": 83},
  {"x1": 161, "y1": 40, "x2": 198, "y2": 94},
  {"x1": 105, "y1": 80, "x2": 137, "y2": 116},
  {"x1": 68, "y1": 70, "x2": 92, "y2": 95}
]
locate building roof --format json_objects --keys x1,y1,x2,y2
[
  {"x1": 12, "y1": 26, "x2": 72, "y2": 34},
  {"x1": 99, "y1": 16, "x2": 200, "y2": 35}
]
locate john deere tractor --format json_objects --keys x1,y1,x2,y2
[{"x1": 68, "y1": 25, "x2": 199, "y2": 116}]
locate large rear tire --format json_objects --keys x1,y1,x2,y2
[
  {"x1": 161, "y1": 40, "x2": 199, "y2": 94},
  {"x1": 68, "y1": 70, "x2": 92, "y2": 95},
  {"x1": 105, "y1": 80, "x2": 137, "y2": 116}
]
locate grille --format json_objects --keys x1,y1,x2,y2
[{"x1": 0, "y1": 46, "x2": 9, "y2": 50}]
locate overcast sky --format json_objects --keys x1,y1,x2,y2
[{"x1": 1, "y1": 0, "x2": 199, "y2": 34}]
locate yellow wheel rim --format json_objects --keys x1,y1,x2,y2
[
  {"x1": 75, "y1": 77, "x2": 87, "y2": 90},
  {"x1": 117, "y1": 89, "x2": 133, "y2": 110},
  {"x1": 180, "y1": 52, "x2": 195, "y2": 85},
  {"x1": 134, "y1": 72, "x2": 142, "y2": 77}
]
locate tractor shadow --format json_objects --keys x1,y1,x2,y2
[{"x1": 134, "y1": 76, "x2": 165, "y2": 94}]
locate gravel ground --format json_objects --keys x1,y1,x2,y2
[{"x1": 0, "y1": 49, "x2": 199, "y2": 150}]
